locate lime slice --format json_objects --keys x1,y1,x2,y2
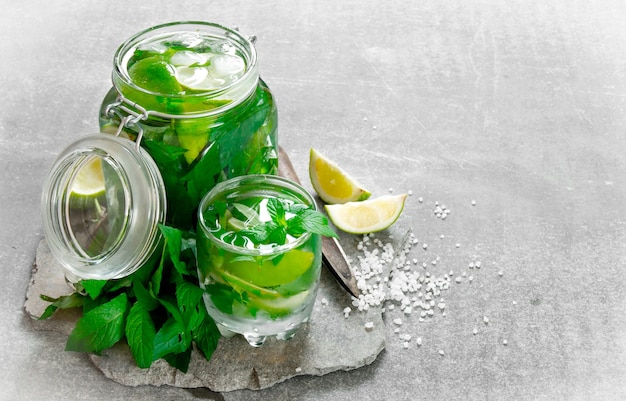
[
  {"x1": 174, "y1": 66, "x2": 225, "y2": 91},
  {"x1": 309, "y1": 148, "x2": 371, "y2": 204},
  {"x1": 127, "y1": 56, "x2": 182, "y2": 94},
  {"x1": 251, "y1": 290, "x2": 310, "y2": 317},
  {"x1": 70, "y1": 157, "x2": 106, "y2": 197},
  {"x1": 174, "y1": 119, "x2": 210, "y2": 164},
  {"x1": 225, "y1": 249, "x2": 314, "y2": 288},
  {"x1": 325, "y1": 194, "x2": 407, "y2": 234}
]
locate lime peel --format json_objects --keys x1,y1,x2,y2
[
  {"x1": 325, "y1": 194, "x2": 407, "y2": 234},
  {"x1": 309, "y1": 148, "x2": 371, "y2": 204}
]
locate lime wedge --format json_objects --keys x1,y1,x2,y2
[
  {"x1": 225, "y1": 249, "x2": 315, "y2": 287},
  {"x1": 71, "y1": 157, "x2": 106, "y2": 197},
  {"x1": 251, "y1": 290, "x2": 310, "y2": 317},
  {"x1": 174, "y1": 119, "x2": 210, "y2": 164},
  {"x1": 325, "y1": 194, "x2": 407, "y2": 234},
  {"x1": 127, "y1": 56, "x2": 182, "y2": 94},
  {"x1": 309, "y1": 148, "x2": 371, "y2": 204}
]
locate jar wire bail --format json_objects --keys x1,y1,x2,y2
[{"x1": 104, "y1": 94, "x2": 150, "y2": 151}]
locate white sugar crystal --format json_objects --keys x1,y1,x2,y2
[{"x1": 364, "y1": 321, "x2": 374, "y2": 331}]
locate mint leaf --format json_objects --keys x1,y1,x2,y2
[
  {"x1": 175, "y1": 280, "x2": 205, "y2": 331},
  {"x1": 267, "y1": 224, "x2": 287, "y2": 245},
  {"x1": 288, "y1": 209, "x2": 338, "y2": 238},
  {"x1": 38, "y1": 293, "x2": 84, "y2": 320},
  {"x1": 152, "y1": 316, "x2": 189, "y2": 361},
  {"x1": 65, "y1": 293, "x2": 129, "y2": 353},
  {"x1": 151, "y1": 245, "x2": 167, "y2": 296},
  {"x1": 125, "y1": 302, "x2": 156, "y2": 368},
  {"x1": 80, "y1": 279, "x2": 108, "y2": 300},
  {"x1": 163, "y1": 347, "x2": 192, "y2": 373},
  {"x1": 132, "y1": 279, "x2": 159, "y2": 311},
  {"x1": 193, "y1": 307, "x2": 220, "y2": 361},
  {"x1": 266, "y1": 197, "x2": 286, "y2": 225},
  {"x1": 159, "y1": 225, "x2": 186, "y2": 275}
]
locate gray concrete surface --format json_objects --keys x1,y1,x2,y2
[{"x1": 2, "y1": 1, "x2": 626, "y2": 400}]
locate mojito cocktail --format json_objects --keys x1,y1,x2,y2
[{"x1": 197, "y1": 175, "x2": 324, "y2": 346}]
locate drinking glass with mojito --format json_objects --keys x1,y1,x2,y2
[{"x1": 197, "y1": 175, "x2": 336, "y2": 346}]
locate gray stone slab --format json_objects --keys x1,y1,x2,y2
[{"x1": 24, "y1": 240, "x2": 385, "y2": 392}]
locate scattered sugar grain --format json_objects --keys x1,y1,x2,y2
[
  {"x1": 483, "y1": 316, "x2": 489, "y2": 324},
  {"x1": 416, "y1": 337, "x2": 422, "y2": 346},
  {"x1": 503, "y1": 339, "x2": 508, "y2": 346},
  {"x1": 364, "y1": 321, "x2": 374, "y2": 331},
  {"x1": 473, "y1": 328, "x2": 478, "y2": 335},
  {"x1": 295, "y1": 367, "x2": 302, "y2": 373},
  {"x1": 418, "y1": 197, "x2": 423, "y2": 203},
  {"x1": 471, "y1": 200, "x2": 476, "y2": 206},
  {"x1": 393, "y1": 318, "x2": 403, "y2": 326},
  {"x1": 408, "y1": 190, "x2": 413, "y2": 196},
  {"x1": 439, "y1": 350, "x2": 445, "y2": 356},
  {"x1": 456, "y1": 243, "x2": 461, "y2": 248}
]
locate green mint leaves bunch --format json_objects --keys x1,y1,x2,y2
[
  {"x1": 39, "y1": 225, "x2": 220, "y2": 373},
  {"x1": 218, "y1": 197, "x2": 337, "y2": 247}
]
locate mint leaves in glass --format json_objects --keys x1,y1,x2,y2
[{"x1": 197, "y1": 175, "x2": 335, "y2": 346}]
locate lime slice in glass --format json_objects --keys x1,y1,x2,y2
[{"x1": 226, "y1": 249, "x2": 315, "y2": 287}]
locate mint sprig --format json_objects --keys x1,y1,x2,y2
[
  {"x1": 236, "y1": 198, "x2": 337, "y2": 246},
  {"x1": 39, "y1": 224, "x2": 220, "y2": 373}
]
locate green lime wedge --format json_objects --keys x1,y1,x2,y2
[
  {"x1": 225, "y1": 249, "x2": 314, "y2": 288},
  {"x1": 128, "y1": 56, "x2": 182, "y2": 95},
  {"x1": 250, "y1": 290, "x2": 311, "y2": 317}
]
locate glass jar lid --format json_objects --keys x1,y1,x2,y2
[{"x1": 41, "y1": 134, "x2": 166, "y2": 281}]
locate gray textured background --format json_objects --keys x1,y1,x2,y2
[{"x1": 2, "y1": 1, "x2": 625, "y2": 400}]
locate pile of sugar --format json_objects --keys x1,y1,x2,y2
[
  {"x1": 349, "y1": 230, "x2": 480, "y2": 320},
  {"x1": 343, "y1": 199, "x2": 494, "y2": 350}
]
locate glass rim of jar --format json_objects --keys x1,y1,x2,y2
[
  {"x1": 198, "y1": 174, "x2": 317, "y2": 257},
  {"x1": 111, "y1": 21, "x2": 259, "y2": 118},
  {"x1": 41, "y1": 134, "x2": 167, "y2": 281}
]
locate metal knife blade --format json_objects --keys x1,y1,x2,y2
[{"x1": 277, "y1": 146, "x2": 360, "y2": 298}]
